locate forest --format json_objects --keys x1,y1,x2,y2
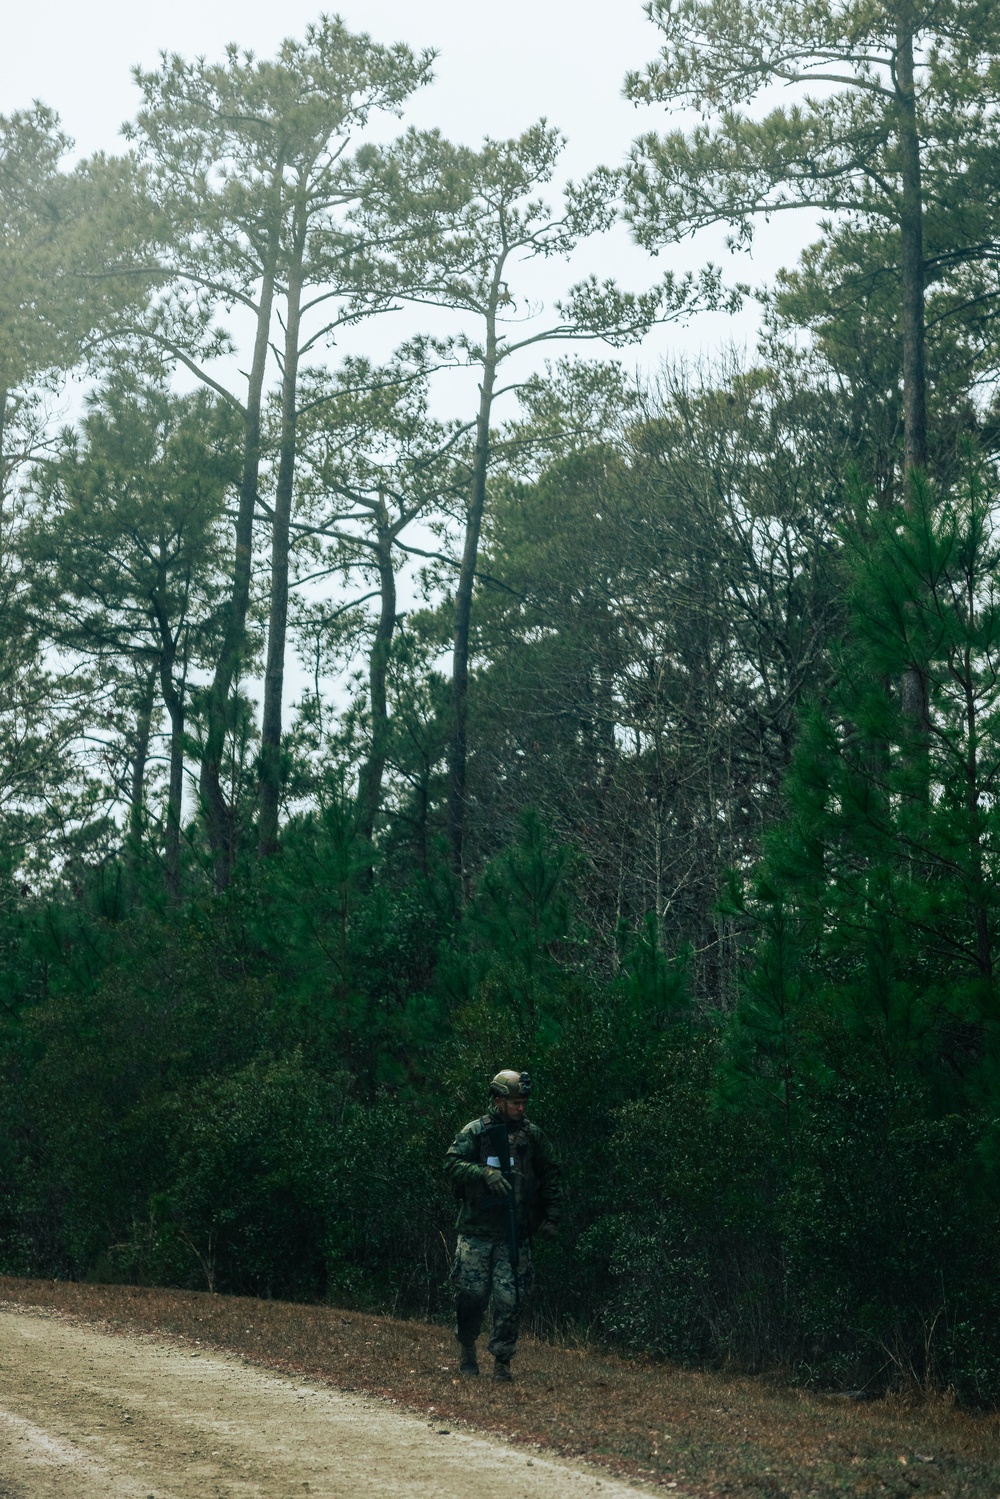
[{"x1": 4, "y1": 1, "x2": 1000, "y2": 1403}]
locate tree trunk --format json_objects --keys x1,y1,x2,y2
[
  {"x1": 127, "y1": 664, "x2": 158, "y2": 857},
  {"x1": 895, "y1": 11, "x2": 928, "y2": 476},
  {"x1": 0, "y1": 389, "x2": 8, "y2": 500},
  {"x1": 355, "y1": 511, "x2": 397, "y2": 844},
  {"x1": 447, "y1": 294, "x2": 500, "y2": 881},
  {"x1": 200, "y1": 203, "x2": 281, "y2": 890},
  {"x1": 895, "y1": 11, "x2": 930, "y2": 734},
  {"x1": 258, "y1": 205, "x2": 306, "y2": 857},
  {"x1": 164, "y1": 694, "x2": 186, "y2": 899},
  {"x1": 963, "y1": 650, "x2": 992, "y2": 979},
  {"x1": 415, "y1": 774, "x2": 429, "y2": 877},
  {"x1": 162, "y1": 662, "x2": 186, "y2": 901},
  {"x1": 152, "y1": 592, "x2": 187, "y2": 899}
]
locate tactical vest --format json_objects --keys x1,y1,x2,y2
[{"x1": 467, "y1": 1113, "x2": 542, "y2": 1232}]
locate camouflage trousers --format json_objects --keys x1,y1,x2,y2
[{"x1": 450, "y1": 1233, "x2": 534, "y2": 1362}]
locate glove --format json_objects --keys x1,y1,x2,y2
[
  {"x1": 482, "y1": 1166, "x2": 512, "y2": 1196},
  {"x1": 537, "y1": 1220, "x2": 558, "y2": 1241}
]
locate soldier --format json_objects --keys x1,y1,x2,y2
[{"x1": 444, "y1": 1069, "x2": 561, "y2": 1381}]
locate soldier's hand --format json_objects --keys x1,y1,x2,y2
[
  {"x1": 482, "y1": 1166, "x2": 512, "y2": 1196},
  {"x1": 537, "y1": 1220, "x2": 558, "y2": 1241}
]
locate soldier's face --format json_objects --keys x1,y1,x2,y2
[{"x1": 495, "y1": 1094, "x2": 526, "y2": 1124}]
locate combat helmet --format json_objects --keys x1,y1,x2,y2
[{"x1": 490, "y1": 1069, "x2": 532, "y2": 1098}]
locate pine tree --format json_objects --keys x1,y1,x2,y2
[
  {"x1": 725, "y1": 461, "x2": 1000, "y2": 1385},
  {"x1": 624, "y1": 0, "x2": 1000, "y2": 475}
]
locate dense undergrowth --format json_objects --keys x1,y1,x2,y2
[{"x1": 6, "y1": 474, "x2": 1000, "y2": 1406}]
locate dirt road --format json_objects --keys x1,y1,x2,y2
[{"x1": 0, "y1": 1307, "x2": 646, "y2": 1498}]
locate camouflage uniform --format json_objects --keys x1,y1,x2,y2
[{"x1": 444, "y1": 1104, "x2": 561, "y2": 1363}]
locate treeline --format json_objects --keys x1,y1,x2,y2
[{"x1": 4, "y1": 3, "x2": 1000, "y2": 1402}]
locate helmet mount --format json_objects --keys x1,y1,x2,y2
[{"x1": 489, "y1": 1069, "x2": 532, "y2": 1099}]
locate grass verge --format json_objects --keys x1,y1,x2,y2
[{"x1": 0, "y1": 1277, "x2": 997, "y2": 1496}]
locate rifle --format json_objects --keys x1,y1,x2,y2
[{"x1": 484, "y1": 1119, "x2": 520, "y2": 1312}]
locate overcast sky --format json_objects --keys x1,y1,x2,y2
[{"x1": 3, "y1": 0, "x2": 822, "y2": 383}]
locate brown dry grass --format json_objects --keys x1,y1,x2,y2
[{"x1": 1, "y1": 1277, "x2": 997, "y2": 1497}]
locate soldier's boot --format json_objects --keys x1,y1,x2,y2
[
  {"x1": 459, "y1": 1343, "x2": 479, "y2": 1377},
  {"x1": 492, "y1": 1359, "x2": 512, "y2": 1382}
]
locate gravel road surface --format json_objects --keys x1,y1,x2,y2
[{"x1": 0, "y1": 1307, "x2": 645, "y2": 1498}]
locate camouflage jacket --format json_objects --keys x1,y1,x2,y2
[{"x1": 444, "y1": 1105, "x2": 562, "y2": 1240}]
